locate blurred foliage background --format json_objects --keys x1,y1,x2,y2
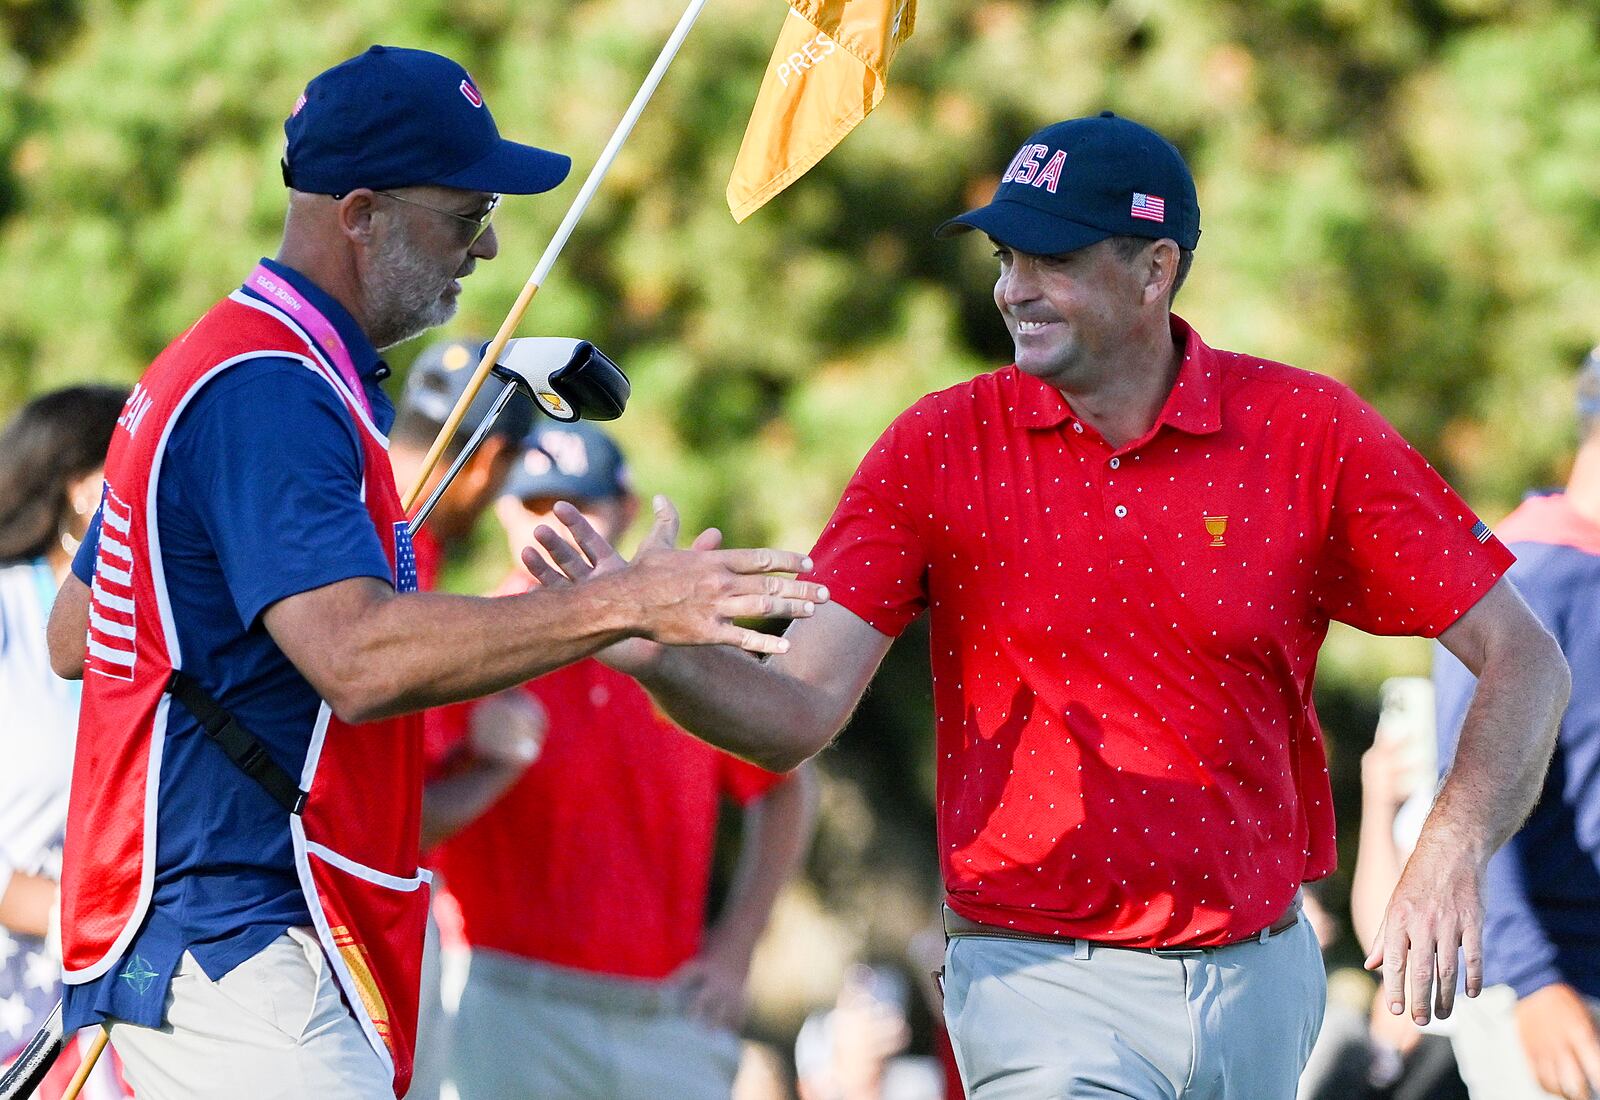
[{"x1": 3, "y1": 0, "x2": 1597, "y2": 1065}]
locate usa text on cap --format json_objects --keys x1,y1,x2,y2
[{"x1": 938, "y1": 112, "x2": 1200, "y2": 255}]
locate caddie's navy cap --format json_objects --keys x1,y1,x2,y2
[
  {"x1": 399, "y1": 336, "x2": 535, "y2": 445},
  {"x1": 937, "y1": 112, "x2": 1200, "y2": 254},
  {"x1": 283, "y1": 45, "x2": 571, "y2": 196},
  {"x1": 504, "y1": 421, "x2": 632, "y2": 503}
]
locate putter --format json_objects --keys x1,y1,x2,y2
[{"x1": 406, "y1": 337, "x2": 628, "y2": 535}]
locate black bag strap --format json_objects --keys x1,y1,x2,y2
[{"x1": 166, "y1": 669, "x2": 307, "y2": 815}]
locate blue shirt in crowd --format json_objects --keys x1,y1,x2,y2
[
  {"x1": 1436, "y1": 490, "x2": 1600, "y2": 1000},
  {"x1": 63, "y1": 259, "x2": 395, "y2": 1032}
]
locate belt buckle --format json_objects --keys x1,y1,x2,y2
[{"x1": 1149, "y1": 946, "x2": 1206, "y2": 958}]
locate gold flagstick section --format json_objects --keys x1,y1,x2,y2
[
  {"x1": 60, "y1": 1028, "x2": 108, "y2": 1100},
  {"x1": 402, "y1": 0, "x2": 712, "y2": 514}
]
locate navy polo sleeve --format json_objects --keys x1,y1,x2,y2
[
  {"x1": 165, "y1": 358, "x2": 393, "y2": 627},
  {"x1": 71, "y1": 507, "x2": 102, "y2": 584}
]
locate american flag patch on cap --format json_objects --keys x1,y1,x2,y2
[
  {"x1": 1471, "y1": 520, "x2": 1491, "y2": 543},
  {"x1": 1131, "y1": 192, "x2": 1166, "y2": 222}
]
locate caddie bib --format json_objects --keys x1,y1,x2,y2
[{"x1": 59, "y1": 270, "x2": 428, "y2": 1096}]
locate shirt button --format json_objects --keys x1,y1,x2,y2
[
  {"x1": 1114, "y1": 505, "x2": 1128, "y2": 518},
  {"x1": 1109, "y1": 457, "x2": 1121, "y2": 469},
  {"x1": 1072, "y1": 422, "x2": 1084, "y2": 434}
]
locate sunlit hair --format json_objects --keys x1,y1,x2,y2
[
  {"x1": 0, "y1": 384, "x2": 129, "y2": 564},
  {"x1": 1107, "y1": 236, "x2": 1194, "y2": 305}
]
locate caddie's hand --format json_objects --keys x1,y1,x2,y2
[
  {"x1": 673, "y1": 946, "x2": 752, "y2": 1030},
  {"x1": 527, "y1": 495, "x2": 827, "y2": 657},
  {"x1": 1516, "y1": 982, "x2": 1600, "y2": 1100},
  {"x1": 466, "y1": 690, "x2": 546, "y2": 770},
  {"x1": 1365, "y1": 831, "x2": 1485, "y2": 1025}
]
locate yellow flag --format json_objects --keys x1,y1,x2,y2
[{"x1": 727, "y1": 0, "x2": 915, "y2": 222}]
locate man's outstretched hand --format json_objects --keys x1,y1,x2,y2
[{"x1": 520, "y1": 495, "x2": 828, "y2": 660}]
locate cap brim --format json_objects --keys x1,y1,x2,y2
[
  {"x1": 935, "y1": 199, "x2": 1111, "y2": 256},
  {"x1": 433, "y1": 139, "x2": 572, "y2": 195}
]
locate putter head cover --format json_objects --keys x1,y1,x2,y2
[{"x1": 486, "y1": 338, "x2": 630, "y2": 423}]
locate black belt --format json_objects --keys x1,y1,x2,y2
[
  {"x1": 166, "y1": 669, "x2": 307, "y2": 815},
  {"x1": 942, "y1": 900, "x2": 1301, "y2": 958}
]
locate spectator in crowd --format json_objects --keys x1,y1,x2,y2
[
  {"x1": 436, "y1": 419, "x2": 819, "y2": 1100},
  {"x1": 1435, "y1": 349, "x2": 1600, "y2": 1100},
  {"x1": 796, "y1": 964, "x2": 943, "y2": 1100},
  {"x1": 0, "y1": 384, "x2": 129, "y2": 1097}
]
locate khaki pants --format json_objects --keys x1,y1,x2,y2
[
  {"x1": 943, "y1": 914, "x2": 1326, "y2": 1099},
  {"x1": 1451, "y1": 984, "x2": 1600, "y2": 1100},
  {"x1": 108, "y1": 927, "x2": 389, "y2": 1100},
  {"x1": 451, "y1": 950, "x2": 741, "y2": 1100}
]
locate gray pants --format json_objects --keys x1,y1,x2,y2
[
  {"x1": 451, "y1": 950, "x2": 741, "y2": 1100},
  {"x1": 942, "y1": 916, "x2": 1325, "y2": 1099}
]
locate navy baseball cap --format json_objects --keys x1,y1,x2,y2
[
  {"x1": 283, "y1": 45, "x2": 571, "y2": 196},
  {"x1": 937, "y1": 112, "x2": 1200, "y2": 254},
  {"x1": 504, "y1": 421, "x2": 632, "y2": 503},
  {"x1": 399, "y1": 336, "x2": 535, "y2": 445}
]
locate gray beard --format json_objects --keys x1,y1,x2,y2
[{"x1": 365, "y1": 227, "x2": 459, "y2": 350}]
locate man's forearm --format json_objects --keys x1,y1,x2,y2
[
  {"x1": 631, "y1": 646, "x2": 838, "y2": 771},
  {"x1": 342, "y1": 582, "x2": 640, "y2": 721},
  {"x1": 420, "y1": 759, "x2": 525, "y2": 849},
  {"x1": 1421, "y1": 628, "x2": 1568, "y2": 858},
  {"x1": 709, "y1": 765, "x2": 819, "y2": 958}
]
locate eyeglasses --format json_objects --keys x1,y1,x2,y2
[{"x1": 373, "y1": 190, "x2": 501, "y2": 246}]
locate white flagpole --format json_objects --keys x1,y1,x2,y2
[{"x1": 403, "y1": 0, "x2": 712, "y2": 512}]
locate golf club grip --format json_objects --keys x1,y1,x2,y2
[{"x1": 0, "y1": 1002, "x2": 65, "y2": 1100}]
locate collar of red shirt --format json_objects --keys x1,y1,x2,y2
[{"x1": 1005, "y1": 313, "x2": 1223, "y2": 441}]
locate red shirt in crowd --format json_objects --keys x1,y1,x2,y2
[
  {"x1": 433, "y1": 578, "x2": 788, "y2": 978},
  {"x1": 807, "y1": 315, "x2": 1513, "y2": 949}
]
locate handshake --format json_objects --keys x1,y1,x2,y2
[{"x1": 522, "y1": 494, "x2": 829, "y2": 661}]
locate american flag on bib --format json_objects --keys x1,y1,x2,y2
[
  {"x1": 1131, "y1": 192, "x2": 1166, "y2": 223},
  {"x1": 393, "y1": 522, "x2": 418, "y2": 594},
  {"x1": 1471, "y1": 520, "x2": 1492, "y2": 543},
  {"x1": 86, "y1": 489, "x2": 136, "y2": 681}
]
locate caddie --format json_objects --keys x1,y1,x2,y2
[
  {"x1": 527, "y1": 112, "x2": 1571, "y2": 1098},
  {"x1": 45, "y1": 46, "x2": 824, "y2": 1100}
]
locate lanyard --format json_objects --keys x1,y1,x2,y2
[{"x1": 245, "y1": 264, "x2": 372, "y2": 419}]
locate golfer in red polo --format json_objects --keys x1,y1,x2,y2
[{"x1": 527, "y1": 112, "x2": 1571, "y2": 1098}]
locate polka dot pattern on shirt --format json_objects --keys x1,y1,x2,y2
[{"x1": 804, "y1": 315, "x2": 1515, "y2": 948}]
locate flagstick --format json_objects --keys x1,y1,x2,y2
[
  {"x1": 401, "y1": 0, "x2": 712, "y2": 513},
  {"x1": 60, "y1": 1029, "x2": 108, "y2": 1100}
]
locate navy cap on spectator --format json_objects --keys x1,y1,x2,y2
[
  {"x1": 504, "y1": 421, "x2": 632, "y2": 504},
  {"x1": 283, "y1": 45, "x2": 571, "y2": 196},
  {"x1": 396, "y1": 337, "x2": 535, "y2": 452},
  {"x1": 937, "y1": 112, "x2": 1200, "y2": 255}
]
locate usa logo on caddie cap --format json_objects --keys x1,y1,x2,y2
[{"x1": 459, "y1": 79, "x2": 483, "y2": 107}]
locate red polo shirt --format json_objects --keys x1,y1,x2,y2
[
  {"x1": 808, "y1": 315, "x2": 1513, "y2": 948},
  {"x1": 433, "y1": 578, "x2": 789, "y2": 978}
]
